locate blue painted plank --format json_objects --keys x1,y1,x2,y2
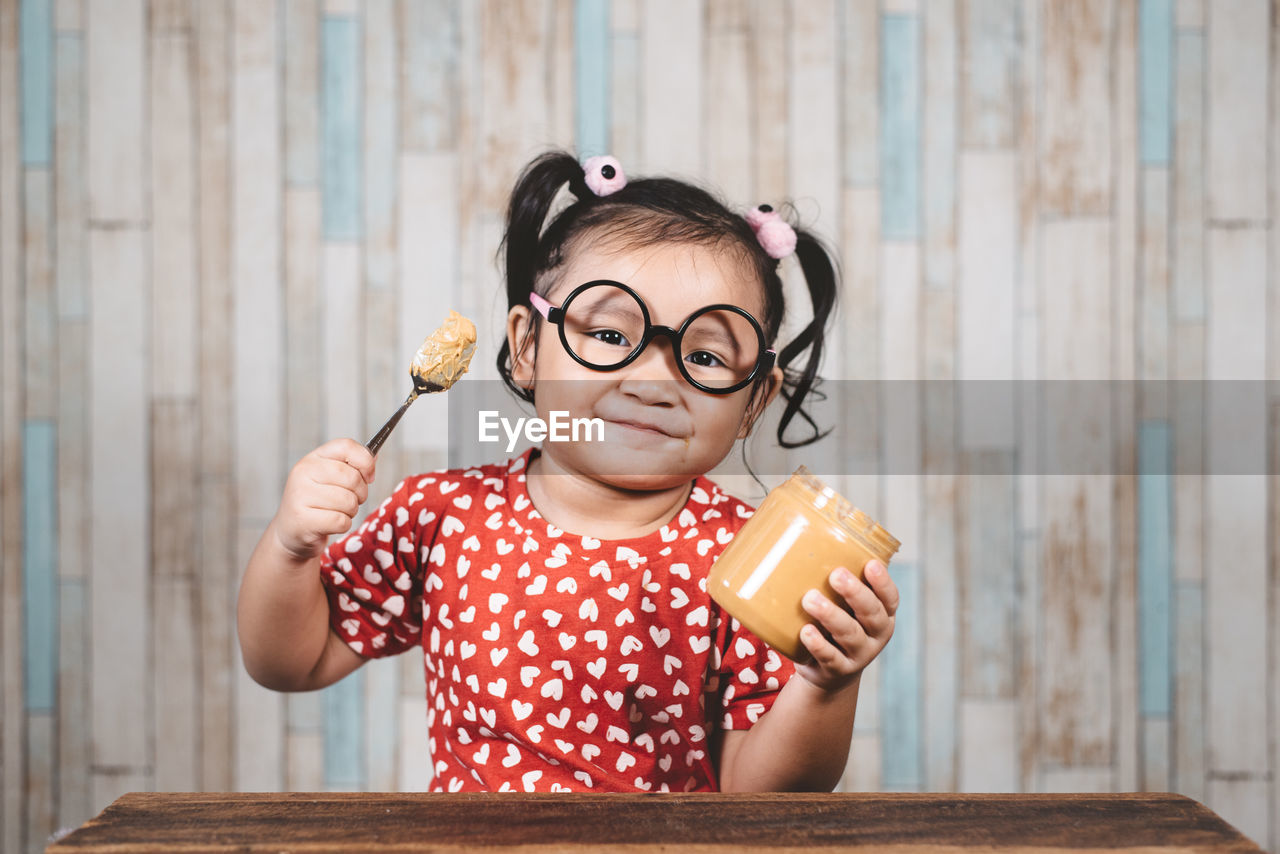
[
  {"x1": 1138, "y1": 419, "x2": 1172, "y2": 716},
  {"x1": 21, "y1": 0, "x2": 53, "y2": 165},
  {"x1": 574, "y1": 0, "x2": 610, "y2": 157},
  {"x1": 324, "y1": 669, "x2": 366, "y2": 789},
  {"x1": 23, "y1": 420, "x2": 58, "y2": 712},
  {"x1": 402, "y1": 0, "x2": 458, "y2": 152},
  {"x1": 881, "y1": 562, "x2": 921, "y2": 790},
  {"x1": 322, "y1": 15, "x2": 362, "y2": 241},
  {"x1": 880, "y1": 14, "x2": 920, "y2": 240},
  {"x1": 1140, "y1": 0, "x2": 1173, "y2": 164}
]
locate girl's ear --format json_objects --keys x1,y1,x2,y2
[
  {"x1": 737, "y1": 365, "x2": 784, "y2": 439},
  {"x1": 506, "y1": 305, "x2": 538, "y2": 389}
]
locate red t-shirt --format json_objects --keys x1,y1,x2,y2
[{"x1": 320, "y1": 449, "x2": 794, "y2": 792}]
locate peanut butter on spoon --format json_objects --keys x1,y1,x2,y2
[
  {"x1": 411, "y1": 310, "x2": 477, "y2": 390},
  {"x1": 366, "y1": 311, "x2": 478, "y2": 455}
]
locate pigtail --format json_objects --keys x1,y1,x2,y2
[
  {"x1": 773, "y1": 228, "x2": 839, "y2": 448},
  {"x1": 496, "y1": 152, "x2": 591, "y2": 401}
]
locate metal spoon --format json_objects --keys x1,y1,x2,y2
[
  {"x1": 365, "y1": 374, "x2": 444, "y2": 455},
  {"x1": 365, "y1": 311, "x2": 476, "y2": 455}
]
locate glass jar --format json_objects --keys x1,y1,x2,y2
[{"x1": 709, "y1": 467, "x2": 900, "y2": 662}]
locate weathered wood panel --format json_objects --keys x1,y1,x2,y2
[
  {"x1": 1039, "y1": 0, "x2": 1113, "y2": 215},
  {"x1": 1204, "y1": 227, "x2": 1267, "y2": 776},
  {"x1": 194, "y1": 0, "x2": 236, "y2": 794},
  {"x1": 284, "y1": 0, "x2": 319, "y2": 187},
  {"x1": 640, "y1": 0, "x2": 702, "y2": 174},
  {"x1": 957, "y1": 152, "x2": 1016, "y2": 450},
  {"x1": 24, "y1": 171, "x2": 55, "y2": 419},
  {"x1": 704, "y1": 10, "x2": 751, "y2": 204},
  {"x1": 88, "y1": 227, "x2": 151, "y2": 778},
  {"x1": 58, "y1": 578, "x2": 91, "y2": 829},
  {"x1": 1038, "y1": 220, "x2": 1114, "y2": 770},
  {"x1": 959, "y1": 698, "x2": 1018, "y2": 792},
  {"x1": 880, "y1": 12, "x2": 919, "y2": 240},
  {"x1": 232, "y1": 0, "x2": 285, "y2": 791},
  {"x1": 52, "y1": 64, "x2": 88, "y2": 814},
  {"x1": 285, "y1": 188, "x2": 325, "y2": 463},
  {"x1": 1111, "y1": 0, "x2": 1140, "y2": 795},
  {"x1": 399, "y1": 694, "x2": 432, "y2": 791},
  {"x1": 841, "y1": 0, "x2": 878, "y2": 188},
  {"x1": 398, "y1": 152, "x2": 456, "y2": 461},
  {"x1": 922, "y1": 0, "x2": 956, "y2": 294},
  {"x1": 152, "y1": 574, "x2": 199, "y2": 791},
  {"x1": 1172, "y1": 581, "x2": 1205, "y2": 801},
  {"x1": 322, "y1": 244, "x2": 362, "y2": 442},
  {"x1": 880, "y1": 562, "x2": 922, "y2": 790},
  {"x1": 880, "y1": 243, "x2": 920, "y2": 563},
  {"x1": 750, "y1": 0, "x2": 787, "y2": 200},
  {"x1": 1140, "y1": 170, "x2": 1171, "y2": 393},
  {"x1": 86, "y1": 0, "x2": 145, "y2": 222},
  {"x1": 149, "y1": 26, "x2": 197, "y2": 399},
  {"x1": 1, "y1": 2, "x2": 1274, "y2": 844},
  {"x1": 1205, "y1": 0, "x2": 1268, "y2": 222},
  {"x1": 54, "y1": 30, "x2": 85, "y2": 322},
  {"x1": 364, "y1": 0, "x2": 397, "y2": 292},
  {"x1": 960, "y1": 0, "x2": 1019, "y2": 149},
  {"x1": 231, "y1": 0, "x2": 284, "y2": 521},
  {"x1": 959, "y1": 451, "x2": 1017, "y2": 700},
  {"x1": 1207, "y1": 778, "x2": 1270, "y2": 853},
  {"x1": 788, "y1": 0, "x2": 839, "y2": 244}
]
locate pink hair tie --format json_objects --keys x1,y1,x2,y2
[
  {"x1": 746, "y1": 204, "x2": 797, "y2": 259},
  {"x1": 583, "y1": 155, "x2": 627, "y2": 197}
]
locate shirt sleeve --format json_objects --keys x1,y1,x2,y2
[
  {"x1": 319, "y1": 475, "x2": 435, "y2": 658},
  {"x1": 713, "y1": 611, "x2": 795, "y2": 730}
]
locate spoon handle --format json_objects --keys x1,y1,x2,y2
[{"x1": 366, "y1": 390, "x2": 419, "y2": 455}]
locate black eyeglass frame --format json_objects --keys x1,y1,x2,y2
[{"x1": 529, "y1": 279, "x2": 777, "y2": 395}]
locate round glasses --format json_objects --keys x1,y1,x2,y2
[{"x1": 529, "y1": 280, "x2": 776, "y2": 394}]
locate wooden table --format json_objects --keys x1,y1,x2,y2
[{"x1": 46, "y1": 791, "x2": 1262, "y2": 853}]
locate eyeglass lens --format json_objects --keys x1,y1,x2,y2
[{"x1": 559, "y1": 283, "x2": 762, "y2": 390}]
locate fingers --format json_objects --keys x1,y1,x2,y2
[
  {"x1": 801, "y1": 588, "x2": 865, "y2": 651},
  {"x1": 314, "y1": 438, "x2": 377, "y2": 484},
  {"x1": 305, "y1": 482, "x2": 363, "y2": 520},
  {"x1": 824, "y1": 568, "x2": 896, "y2": 640},
  {"x1": 863, "y1": 560, "x2": 900, "y2": 617},
  {"x1": 275, "y1": 440, "x2": 376, "y2": 560},
  {"x1": 796, "y1": 562, "x2": 901, "y2": 687},
  {"x1": 799, "y1": 564, "x2": 897, "y2": 659},
  {"x1": 830, "y1": 566, "x2": 893, "y2": 638},
  {"x1": 307, "y1": 456, "x2": 371, "y2": 506},
  {"x1": 297, "y1": 506, "x2": 358, "y2": 540},
  {"x1": 798, "y1": 621, "x2": 860, "y2": 677}
]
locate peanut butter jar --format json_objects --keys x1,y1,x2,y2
[{"x1": 709, "y1": 467, "x2": 900, "y2": 662}]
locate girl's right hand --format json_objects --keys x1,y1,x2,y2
[{"x1": 271, "y1": 438, "x2": 377, "y2": 562}]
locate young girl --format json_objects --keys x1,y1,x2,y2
[{"x1": 238, "y1": 152, "x2": 899, "y2": 793}]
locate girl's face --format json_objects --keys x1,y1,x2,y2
[{"x1": 506, "y1": 235, "x2": 783, "y2": 491}]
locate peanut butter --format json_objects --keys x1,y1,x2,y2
[
  {"x1": 709, "y1": 467, "x2": 900, "y2": 662},
  {"x1": 411, "y1": 311, "x2": 477, "y2": 390}
]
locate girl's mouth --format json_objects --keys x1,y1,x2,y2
[{"x1": 607, "y1": 419, "x2": 686, "y2": 440}]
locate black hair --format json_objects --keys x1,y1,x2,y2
[{"x1": 496, "y1": 151, "x2": 838, "y2": 449}]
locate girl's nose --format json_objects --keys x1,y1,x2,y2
[{"x1": 617, "y1": 336, "x2": 683, "y2": 403}]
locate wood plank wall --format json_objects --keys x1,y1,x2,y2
[{"x1": 0, "y1": 0, "x2": 1276, "y2": 851}]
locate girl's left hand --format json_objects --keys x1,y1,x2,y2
[{"x1": 795, "y1": 560, "x2": 899, "y2": 692}]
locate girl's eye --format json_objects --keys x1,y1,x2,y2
[
  {"x1": 686, "y1": 350, "x2": 727, "y2": 369},
  {"x1": 591, "y1": 328, "x2": 631, "y2": 347}
]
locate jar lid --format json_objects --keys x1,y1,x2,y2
[{"x1": 789, "y1": 466, "x2": 901, "y2": 563}]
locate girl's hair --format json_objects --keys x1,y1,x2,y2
[{"x1": 496, "y1": 151, "x2": 838, "y2": 448}]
